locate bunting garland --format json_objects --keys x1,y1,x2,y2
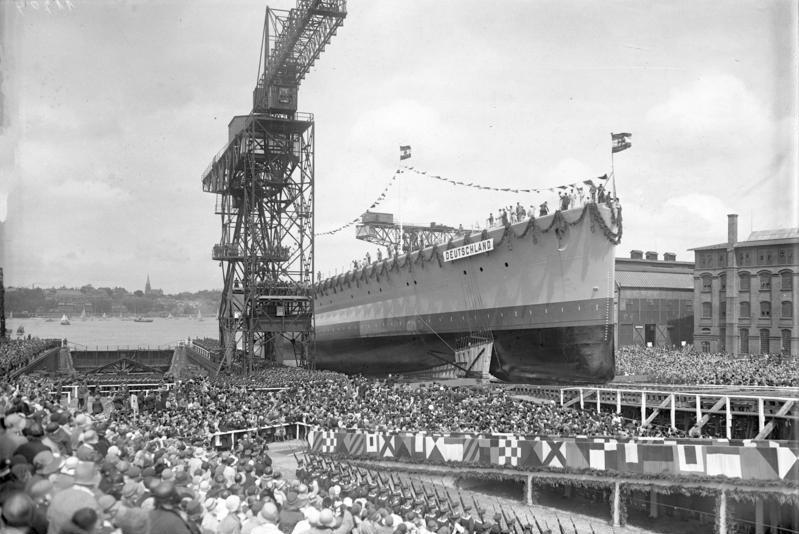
[
  {"x1": 316, "y1": 168, "x2": 403, "y2": 236},
  {"x1": 402, "y1": 165, "x2": 609, "y2": 195},
  {"x1": 316, "y1": 165, "x2": 611, "y2": 237}
]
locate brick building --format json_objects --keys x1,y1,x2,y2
[
  {"x1": 615, "y1": 251, "x2": 694, "y2": 347},
  {"x1": 691, "y1": 214, "x2": 798, "y2": 356}
]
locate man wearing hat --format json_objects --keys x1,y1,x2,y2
[
  {"x1": 0, "y1": 414, "x2": 28, "y2": 461},
  {"x1": 46, "y1": 461, "x2": 102, "y2": 534},
  {"x1": 251, "y1": 502, "x2": 281, "y2": 534},
  {"x1": 149, "y1": 481, "x2": 193, "y2": 534}
]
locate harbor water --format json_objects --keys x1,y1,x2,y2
[{"x1": 4, "y1": 317, "x2": 218, "y2": 349}]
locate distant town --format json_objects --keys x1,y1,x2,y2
[{"x1": 3, "y1": 275, "x2": 221, "y2": 317}]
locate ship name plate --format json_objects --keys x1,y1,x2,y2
[{"x1": 443, "y1": 238, "x2": 494, "y2": 262}]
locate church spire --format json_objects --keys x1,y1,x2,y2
[{"x1": 145, "y1": 274, "x2": 151, "y2": 295}]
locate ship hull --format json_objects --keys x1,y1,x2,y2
[{"x1": 314, "y1": 204, "x2": 619, "y2": 384}]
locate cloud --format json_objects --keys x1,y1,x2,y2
[{"x1": 646, "y1": 73, "x2": 769, "y2": 155}]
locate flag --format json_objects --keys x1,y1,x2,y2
[
  {"x1": 611, "y1": 132, "x2": 631, "y2": 153},
  {"x1": 400, "y1": 145, "x2": 412, "y2": 160}
]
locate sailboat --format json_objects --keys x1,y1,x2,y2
[
  {"x1": 196, "y1": 309, "x2": 203, "y2": 321},
  {"x1": 167, "y1": 313, "x2": 174, "y2": 319},
  {"x1": 80, "y1": 307, "x2": 87, "y2": 321},
  {"x1": 60, "y1": 314, "x2": 71, "y2": 326},
  {"x1": 102, "y1": 313, "x2": 107, "y2": 319}
]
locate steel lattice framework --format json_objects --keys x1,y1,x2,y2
[{"x1": 202, "y1": 1, "x2": 346, "y2": 373}]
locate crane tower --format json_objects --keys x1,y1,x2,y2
[{"x1": 202, "y1": 1, "x2": 347, "y2": 373}]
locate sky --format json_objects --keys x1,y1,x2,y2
[{"x1": 0, "y1": 0, "x2": 796, "y2": 292}]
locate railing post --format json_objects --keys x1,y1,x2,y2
[
  {"x1": 596, "y1": 388, "x2": 601, "y2": 413},
  {"x1": 758, "y1": 398, "x2": 765, "y2": 434},
  {"x1": 717, "y1": 490, "x2": 727, "y2": 534},
  {"x1": 725, "y1": 396, "x2": 732, "y2": 439},
  {"x1": 560, "y1": 389, "x2": 564, "y2": 407},
  {"x1": 641, "y1": 391, "x2": 646, "y2": 427},
  {"x1": 695, "y1": 394, "x2": 702, "y2": 427},
  {"x1": 611, "y1": 481, "x2": 621, "y2": 527},
  {"x1": 670, "y1": 394, "x2": 676, "y2": 429},
  {"x1": 616, "y1": 390, "x2": 621, "y2": 414},
  {"x1": 580, "y1": 389, "x2": 584, "y2": 410}
]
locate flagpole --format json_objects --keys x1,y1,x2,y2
[{"x1": 610, "y1": 133, "x2": 617, "y2": 200}]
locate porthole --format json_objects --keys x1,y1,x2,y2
[
  {"x1": 463, "y1": 270, "x2": 467, "y2": 275},
  {"x1": 414, "y1": 280, "x2": 417, "y2": 285},
  {"x1": 406, "y1": 282, "x2": 410, "y2": 286},
  {"x1": 479, "y1": 267, "x2": 484, "y2": 272},
  {"x1": 504, "y1": 262, "x2": 509, "y2": 268}
]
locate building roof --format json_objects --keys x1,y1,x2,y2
[
  {"x1": 747, "y1": 228, "x2": 799, "y2": 240},
  {"x1": 690, "y1": 227, "x2": 799, "y2": 251},
  {"x1": 615, "y1": 270, "x2": 694, "y2": 290}
]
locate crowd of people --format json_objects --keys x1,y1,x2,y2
[
  {"x1": 0, "y1": 339, "x2": 61, "y2": 378},
  {"x1": 1, "y1": 371, "x2": 615, "y2": 534},
  {"x1": 615, "y1": 346, "x2": 799, "y2": 387}
]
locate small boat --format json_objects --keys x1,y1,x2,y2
[
  {"x1": 80, "y1": 307, "x2": 87, "y2": 321},
  {"x1": 102, "y1": 313, "x2": 107, "y2": 319},
  {"x1": 167, "y1": 313, "x2": 173, "y2": 319},
  {"x1": 16, "y1": 325, "x2": 24, "y2": 337},
  {"x1": 196, "y1": 309, "x2": 203, "y2": 321},
  {"x1": 60, "y1": 314, "x2": 71, "y2": 326},
  {"x1": 134, "y1": 316, "x2": 154, "y2": 323}
]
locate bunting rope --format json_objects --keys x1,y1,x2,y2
[
  {"x1": 402, "y1": 165, "x2": 609, "y2": 195},
  {"x1": 316, "y1": 168, "x2": 402, "y2": 236},
  {"x1": 316, "y1": 165, "x2": 611, "y2": 237}
]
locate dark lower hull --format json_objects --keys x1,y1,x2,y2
[{"x1": 314, "y1": 324, "x2": 614, "y2": 384}]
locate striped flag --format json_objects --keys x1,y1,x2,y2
[
  {"x1": 611, "y1": 132, "x2": 631, "y2": 153},
  {"x1": 400, "y1": 145, "x2": 412, "y2": 160}
]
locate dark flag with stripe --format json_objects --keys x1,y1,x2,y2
[{"x1": 611, "y1": 132, "x2": 631, "y2": 153}]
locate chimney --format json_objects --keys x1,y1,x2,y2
[
  {"x1": 663, "y1": 252, "x2": 676, "y2": 262},
  {"x1": 630, "y1": 250, "x2": 643, "y2": 260},
  {"x1": 645, "y1": 251, "x2": 658, "y2": 261},
  {"x1": 728, "y1": 214, "x2": 738, "y2": 247}
]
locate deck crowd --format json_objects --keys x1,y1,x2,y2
[{"x1": 0, "y1": 340, "x2": 61, "y2": 378}]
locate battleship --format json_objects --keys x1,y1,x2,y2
[{"x1": 313, "y1": 201, "x2": 622, "y2": 383}]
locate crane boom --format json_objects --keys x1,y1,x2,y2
[{"x1": 253, "y1": 0, "x2": 347, "y2": 114}]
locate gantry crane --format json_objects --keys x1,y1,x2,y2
[
  {"x1": 202, "y1": 0, "x2": 346, "y2": 373},
  {"x1": 355, "y1": 211, "x2": 460, "y2": 254}
]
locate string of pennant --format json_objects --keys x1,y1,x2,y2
[
  {"x1": 315, "y1": 166, "x2": 610, "y2": 237},
  {"x1": 402, "y1": 165, "x2": 609, "y2": 194},
  {"x1": 315, "y1": 168, "x2": 402, "y2": 236}
]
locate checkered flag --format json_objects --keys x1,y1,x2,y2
[{"x1": 497, "y1": 438, "x2": 522, "y2": 466}]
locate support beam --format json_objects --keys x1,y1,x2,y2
[
  {"x1": 649, "y1": 488, "x2": 658, "y2": 519},
  {"x1": 754, "y1": 400, "x2": 796, "y2": 440},
  {"x1": 611, "y1": 482, "x2": 621, "y2": 527},
  {"x1": 717, "y1": 490, "x2": 727, "y2": 534},
  {"x1": 643, "y1": 396, "x2": 672, "y2": 428},
  {"x1": 526, "y1": 474, "x2": 533, "y2": 506},
  {"x1": 564, "y1": 390, "x2": 592, "y2": 409},
  {"x1": 690, "y1": 396, "x2": 727, "y2": 436},
  {"x1": 755, "y1": 498, "x2": 764, "y2": 534}
]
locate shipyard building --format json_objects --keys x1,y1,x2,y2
[
  {"x1": 691, "y1": 214, "x2": 798, "y2": 356},
  {"x1": 614, "y1": 251, "x2": 694, "y2": 348}
]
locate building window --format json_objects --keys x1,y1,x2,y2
[
  {"x1": 701, "y1": 341, "x2": 711, "y2": 353},
  {"x1": 719, "y1": 274, "x2": 726, "y2": 292},
  {"x1": 739, "y1": 273, "x2": 750, "y2": 291},
  {"x1": 783, "y1": 330, "x2": 792, "y2": 355},
  {"x1": 739, "y1": 329, "x2": 749, "y2": 354},
  {"x1": 702, "y1": 302, "x2": 712, "y2": 318},
  {"x1": 719, "y1": 253, "x2": 726, "y2": 267},
  {"x1": 779, "y1": 249, "x2": 787, "y2": 264},
  {"x1": 720, "y1": 301, "x2": 726, "y2": 319},
  {"x1": 759, "y1": 273, "x2": 771, "y2": 290},
  {"x1": 760, "y1": 301, "x2": 771, "y2": 318},
  {"x1": 781, "y1": 272, "x2": 793, "y2": 291},
  {"x1": 760, "y1": 329, "x2": 770, "y2": 354},
  {"x1": 719, "y1": 328, "x2": 726, "y2": 352},
  {"x1": 704, "y1": 276, "x2": 713, "y2": 291},
  {"x1": 782, "y1": 301, "x2": 793, "y2": 318},
  {"x1": 740, "y1": 301, "x2": 750, "y2": 318}
]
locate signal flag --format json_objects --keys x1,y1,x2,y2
[
  {"x1": 611, "y1": 132, "x2": 631, "y2": 153},
  {"x1": 400, "y1": 145, "x2": 412, "y2": 160}
]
